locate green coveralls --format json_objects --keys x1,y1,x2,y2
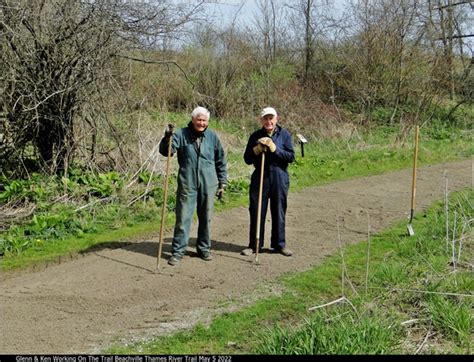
[{"x1": 159, "y1": 123, "x2": 227, "y2": 258}]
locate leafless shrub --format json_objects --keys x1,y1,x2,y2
[{"x1": 0, "y1": 0, "x2": 205, "y2": 176}]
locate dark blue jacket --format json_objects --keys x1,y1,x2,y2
[{"x1": 244, "y1": 125, "x2": 295, "y2": 175}]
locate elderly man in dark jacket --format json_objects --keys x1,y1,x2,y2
[
  {"x1": 242, "y1": 107, "x2": 295, "y2": 257},
  {"x1": 159, "y1": 106, "x2": 227, "y2": 266}
]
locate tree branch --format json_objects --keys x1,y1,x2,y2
[
  {"x1": 436, "y1": 34, "x2": 474, "y2": 41},
  {"x1": 116, "y1": 54, "x2": 195, "y2": 88},
  {"x1": 434, "y1": 1, "x2": 473, "y2": 10}
]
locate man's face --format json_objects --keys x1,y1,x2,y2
[
  {"x1": 192, "y1": 114, "x2": 209, "y2": 133},
  {"x1": 261, "y1": 114, "x2": 277, "y2": 132}
]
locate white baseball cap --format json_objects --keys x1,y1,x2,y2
[{"x1": 260, "y1": 107, "x2": 277, "y2": 118}]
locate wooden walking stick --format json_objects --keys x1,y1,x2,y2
[
  {"x1": 156, "y1": 124, "x2": 174, "y2": 272},
  {"x1": 407, "y1": 125, "x2": 419, "y2": 236},
  {"x1": 255, "y1": 149, "x2": 266, "y2": 264}
]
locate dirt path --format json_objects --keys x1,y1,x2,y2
[{"x1": 1, "y1": 159, "x2": 472, "y2": 354}]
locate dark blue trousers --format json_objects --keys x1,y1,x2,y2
[{"x1": 248, "y1": 167, "x2": 289, "y2": 250}]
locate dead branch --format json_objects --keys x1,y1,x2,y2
[
  {"x1": 444, "y1": 171, "x2": 449, "y2": 253},
  {"x1": 116, "y1": 54, "x2": 195, "y2": 88},
  {"x1": 125, "y1": 143, "x2": 161, "y2": 189},
  {"x1": 336, "y1": 218, "x2": 345, "y2": 296},
  {"x1": 336, "y1": 217, "x2": 359, "y2": 296},
  {"x1": 369, "y1": 286, "x2": 473, "y2": 298},
  {"x1": 365, "y1": 210, "x2": 371, "y2": 297},
  {"x1": 308, "y1": 296, "x2": 346, "y2": 311},
  {"x1": 434, "y1": 1, "x2": 474, "y2": 10},
  {"x1": 400, "y1": 318, "x2": 421, "y2": 326},
  {"x1": 74, "y1": 196, "x2": 113, "y2": 213},
  {"x1": 308, "y1": 296, "x2": 360, "y2": 319},
  {"x1": 451, "y1": 210, "x2": 457, "y2": 270},
  {"x1": 415, "y1": 330, "x2": 436, "y2": 355}
]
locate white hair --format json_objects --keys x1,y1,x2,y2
[{"x1": 191, "y1": 106, "x2": 210, "y2": 120}]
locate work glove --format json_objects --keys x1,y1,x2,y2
[
  {"x1": 252, "y1": 143, "x2": 266, "y2": 155},
  {"x1": 163, "y1": 124, "x2": 175, "y2": 152},
  {"x1": 164, "y1": 123, "x2": 175, "y2": 139},
  {"x1": 258, "y1": 137, "x2": 276, "y2": 153},
  {"x1": 216, "y1": 183, "x2": 226, "y2": 200}
]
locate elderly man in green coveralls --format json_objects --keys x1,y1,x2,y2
[{"x1": 159, "y1": 106, "x2": 227, "y2": 266}]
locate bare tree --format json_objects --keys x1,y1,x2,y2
[
  {"x1": 426, "y1": 0, "x2": 473, "y2": 114},
  {"x1": 184, "y1": 21, "x2": 256, "y2": 117},
  {"x1": 303, "y1": 0, "x2": 315, "y2": 84},
  {"x1": 247, "y1": 0, "x2": 287, "y2": 103},
  {"x1": 253, "y1": 0, "x2": 280, "y2": 63},
  {"x1": 285, "y1": 0, "x2": 335, "y2": 87},
  {"x1": 0, "y1": 0, "x2": 204, "y2": 176}
]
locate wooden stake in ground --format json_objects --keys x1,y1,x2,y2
[
  {"x1": 407, "y1": 125, "x2": 420, "y2": 236},
  {"x1": 156, "y1": 124, "x2": 174, "y2": 272}
]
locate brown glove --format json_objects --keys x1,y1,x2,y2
[
  {"x1": 253, "y1": 143, "x2": 266, "y2": 155},
  {"x1": 258, "y1": 137, "x2": 276, "y2": 153}
]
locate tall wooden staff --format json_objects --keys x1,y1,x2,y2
[{"x1": 156, "y1": 124, "x2": 174, "y2": 271}]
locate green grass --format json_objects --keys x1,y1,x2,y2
[
  {"x1": 256, "y1": 312, "x2": 403, "y2": 354},
  {"x1": 106, "y1": 189, "x2": 473, "y2": 354},
  {"x1": 427, "y1": 294, "x2": 472, "y2": 346},
  {"x1": 0, "y1": 214, "x2": 164, "y2": 270}
]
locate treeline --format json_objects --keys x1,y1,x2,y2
[{"x1": 1, "y1": 0, "x2": 472, "y2": 176}]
